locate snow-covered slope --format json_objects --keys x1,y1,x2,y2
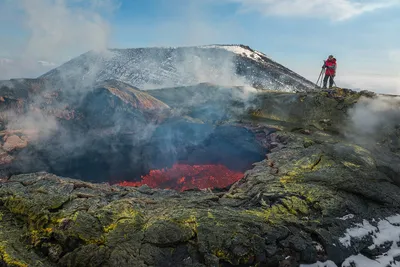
[
  {"x1": 301, "y1": 214, "x2": 400, "y2": 267},
  {"x1": 40, "y1": 44, "x2": 315, "y2": 92}
]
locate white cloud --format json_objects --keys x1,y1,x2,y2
[
  {"x1": 229, "y1": 0, "x2": 399, "y2": 21},
  {"x1": 338, "y1": 74, "x2": 400, "y2": 94}
]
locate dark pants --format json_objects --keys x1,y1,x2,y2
[{"x1": 323, "y1": 75, "x2": 334, "y2": 88}]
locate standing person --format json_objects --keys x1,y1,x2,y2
[{"x1": 322, "y1": 55, "x2": 337, "y2": 88}]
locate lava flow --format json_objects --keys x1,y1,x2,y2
[{"x1": 118, "y1": 163, "x2": 244, "y2": 191}]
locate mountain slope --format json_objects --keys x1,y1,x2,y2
[
  {"x1": 40, "y1": 44, "x2": 316, "y2": 92},
  {"x1": 96, "y1": 79, "x2": 170, "y2": 111}
]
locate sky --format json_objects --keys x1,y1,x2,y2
[{"x1": 0, "y1": 0, "x2": 399, "y2": 94}]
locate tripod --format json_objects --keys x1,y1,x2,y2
[{"x1": 316, "y1": 68, "x2": 324, "y2": 88}]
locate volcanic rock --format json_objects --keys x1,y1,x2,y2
[
  {"x1": 2, "y1": 135, "x2": 28, "y2": 152},
  {"x1": 95, "y1": 79, "x2": 170, "y2": 112},
  {"x1": 0, "y1": 80, "x2": 399, "y2": 267}
]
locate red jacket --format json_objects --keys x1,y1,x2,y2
[{"x1": 324, "y1": 58, "x2": 337, "y2": 76}]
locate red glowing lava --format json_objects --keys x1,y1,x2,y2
[{"x1": 118, "y1": 163, "x2": 244, "y2": 191}]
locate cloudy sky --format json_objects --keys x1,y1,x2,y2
[{"x1": 0, "y1": 0, "x2": 399, "y2": 94}]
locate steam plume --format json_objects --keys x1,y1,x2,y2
[
  {"x1": 345, "y1": 95, "x2": 400, "y2": 145},
  {"x1": 0, "y1": 0, "x2": 118, "y2": 79}
]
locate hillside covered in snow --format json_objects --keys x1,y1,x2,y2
[{"x1": 40, "y1": 44, "x2": 315, "y2": 92}]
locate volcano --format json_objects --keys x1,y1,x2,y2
[
  {"x1": 40, "y1": 44, "x2": 315, "y2": 92},
  {"x1": 1, "y1": 45, "x2": 400, "y2": 267}
]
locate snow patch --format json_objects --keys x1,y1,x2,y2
[
  {"x1": 338, "y1": 214, "x2": 355, "y2": 221},
  {"x1": 387, "y1": 214, "x2": 400, "y2": 225},
  {"x1": 201, "y1": 45, "x2": 266, "y2": 62},
  {"x1": 304, "y1": 214, "x2": 400, "y2": 267},
  {"x1": 343, "y1": 253, "x2": 400, "y2": 267},
  {"x1": 339, "y1": 214, "x2": 400, "y2": 267},
  {"x1": 201, "y1": 45, "x2": 314, "y2": 90},
  {"x1": 300, "y1": 260, "x2": 338, "y2": 267},
  {"x1": 339, "y1": 219, "x2": 377, "y2": 247}
]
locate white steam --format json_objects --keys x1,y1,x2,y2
[
  {"x1": 5, "y1": 109, "x2": 58, "y2": 139},
  {"x1": 21, "y1": 0, "x2": 114, "y2": 62},
  {"x1": 0, "y1": 0, "x2": 117, "y2": 79},
  {"x1": 176, "y1": 51, "x2": 249, "y2": 88},
  {"x1": 345, "y1": 95, "x2": 400, "y2": 145}
]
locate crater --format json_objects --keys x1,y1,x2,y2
[{"x1": 12, "y1": 120, "x2": 267, "y2": 191}]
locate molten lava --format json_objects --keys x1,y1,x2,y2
[{"x1": 118, "y1": 163, "x2": 243, "y2": 191}]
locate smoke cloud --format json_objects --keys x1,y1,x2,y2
[
  {"x1": 0, "y1": 0, "x2": 121, "y2": 147},
  {"x1": 23, "y1": 0, "x2": 116, "y2": 60},
  {"x1": 0, "y1": 0, "x2": 118, "y2": 79},
  {"x1": 345, "y1": 95, "x2": 400, "y2": 146}
]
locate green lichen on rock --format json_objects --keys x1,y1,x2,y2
[
  {"x1": 0, "y1": 242, "x2": 29, "y2": 267},
  {"x1": 0, "y1": 206, "x2": 54, "y2": 267}
]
